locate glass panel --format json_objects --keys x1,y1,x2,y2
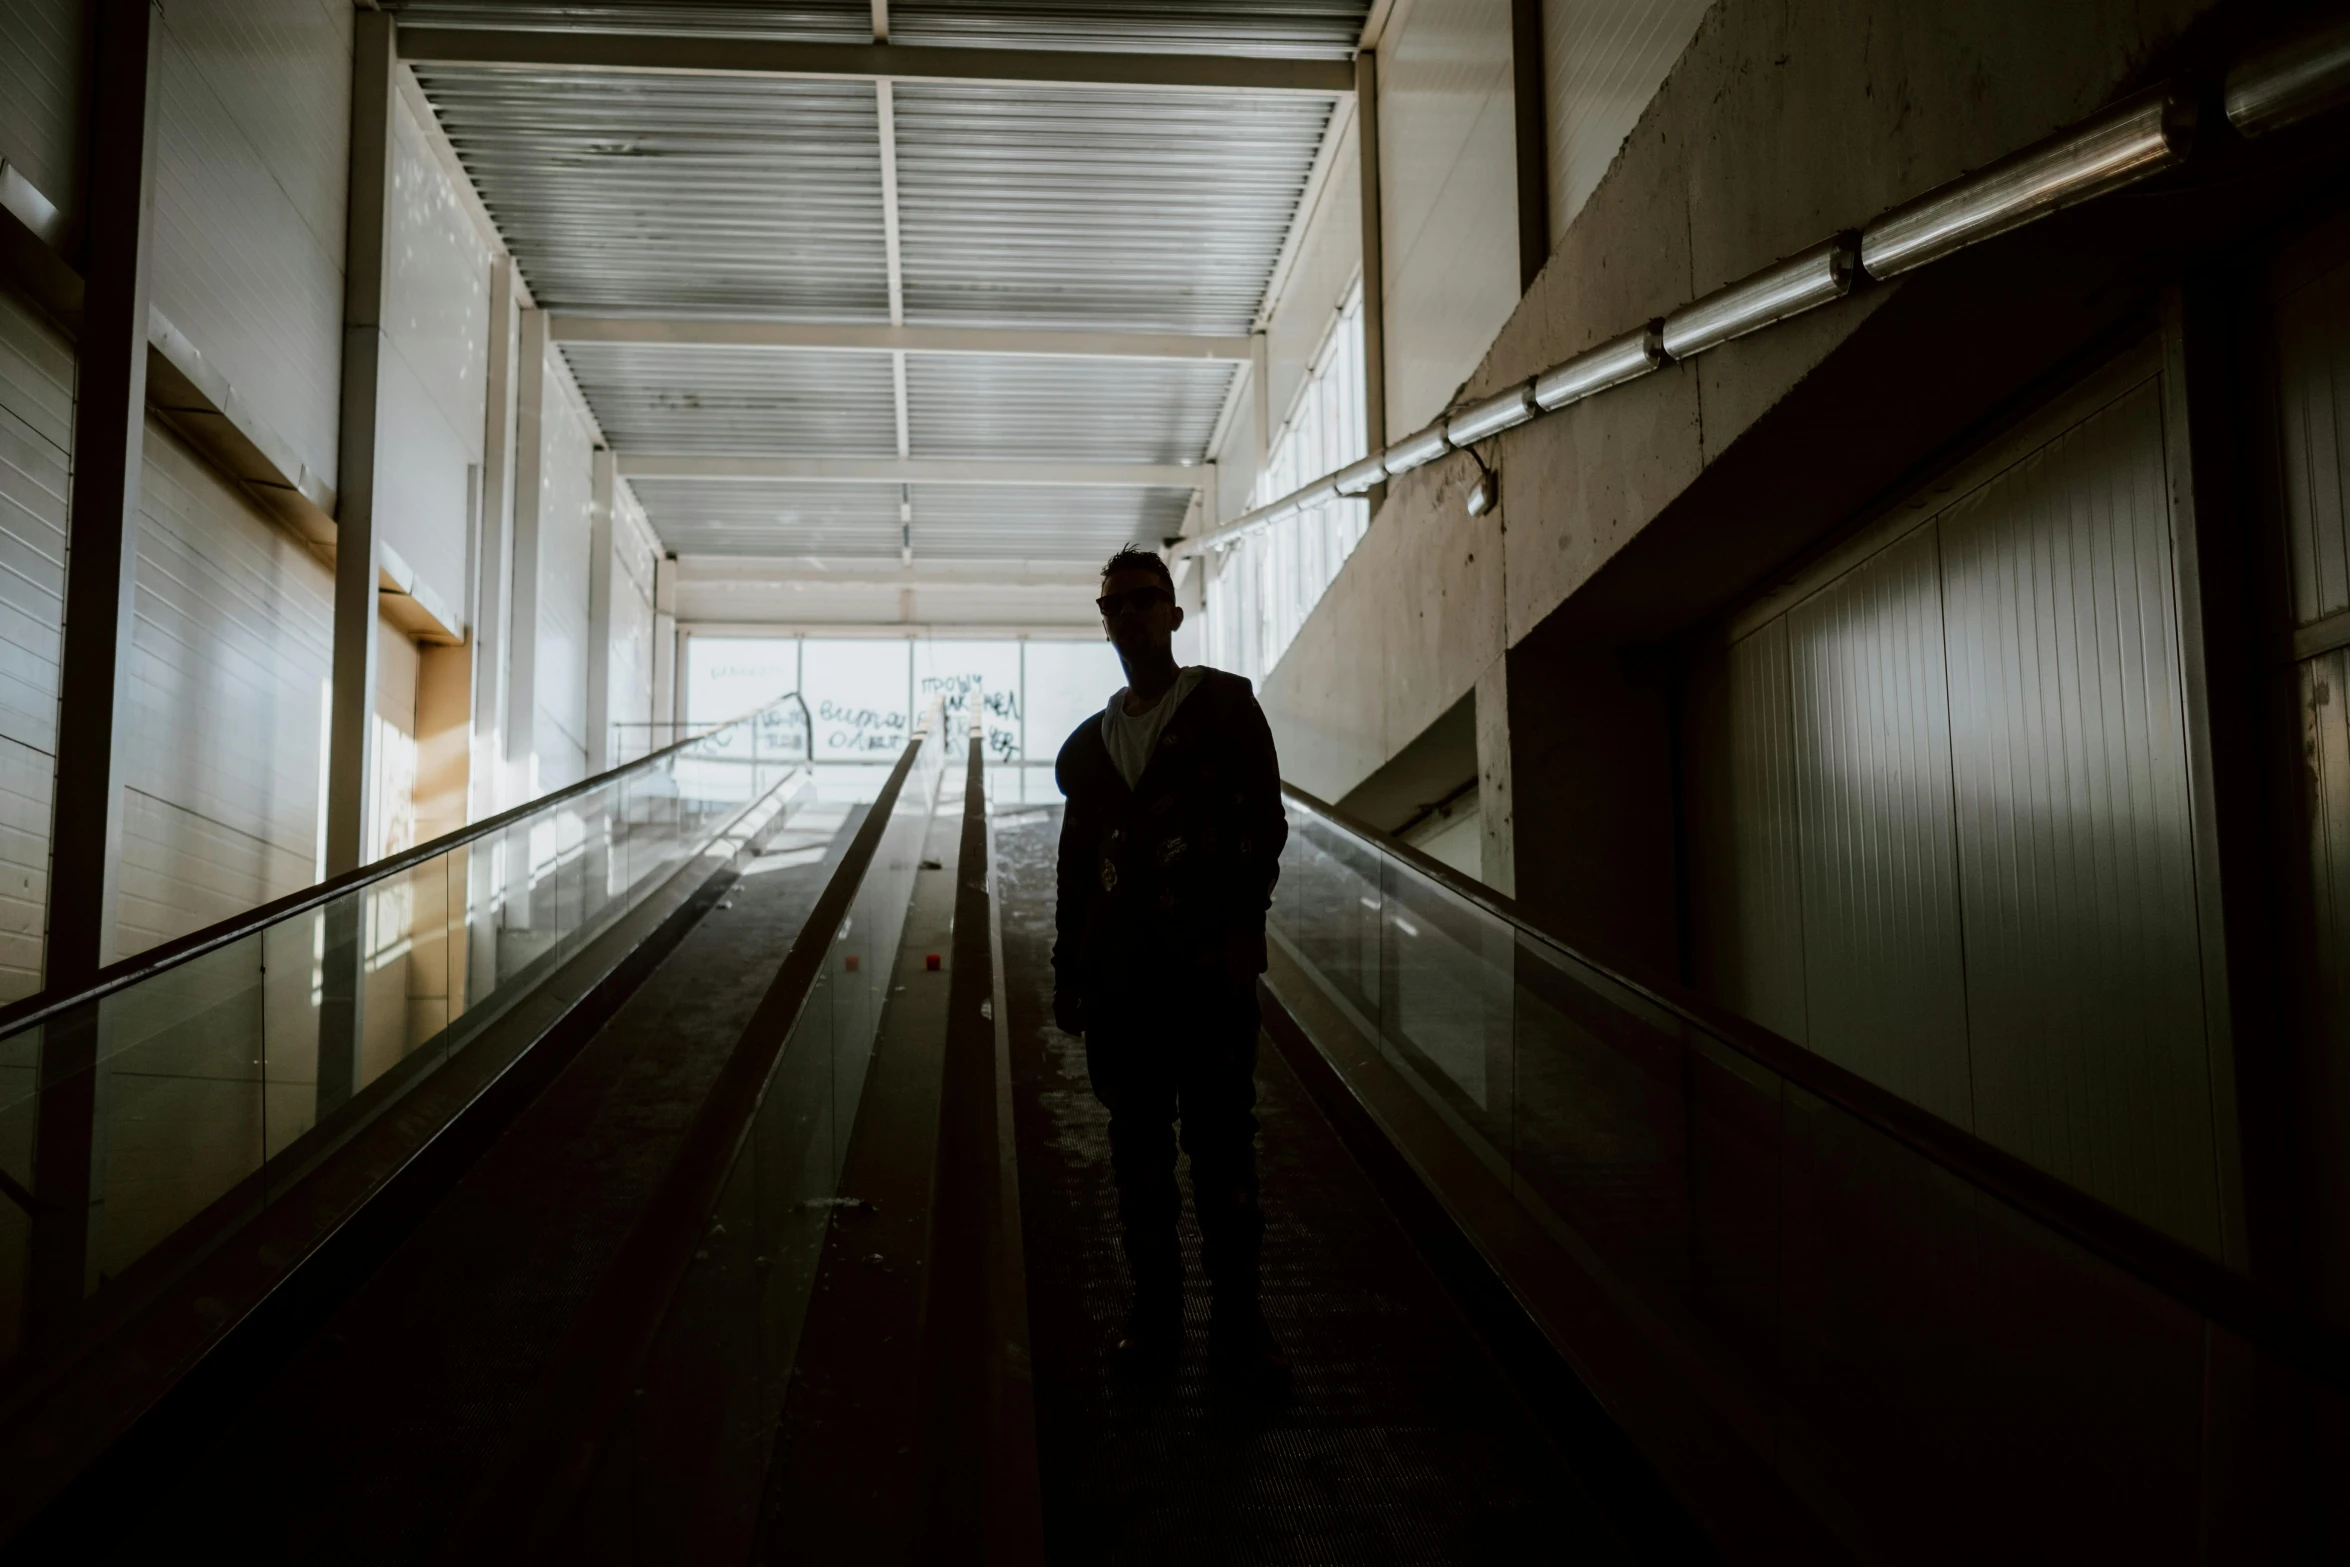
[
  {"x1": 587, "y1": 721, "x2": 945, "y2": 1561},
  {"x1": 1262, "y1": 793, "x2": 2350, "y2": 1553},
  {"x1": 0, "y1": 696, "x2": 815, "y2": 1371},
  {"x1": 90, "y1": 935, "x2": 270, "y2": 1294}
]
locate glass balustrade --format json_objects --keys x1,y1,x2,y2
[
  {"x1": 567, "y1": 712, "x2": 946, "y2": 1562},
  {"x1": 1269, "y1": 788, "x2": 2350, "y2": 1555},
  {"x1": 0, "y1": 697, "x2": 813, "y2": 1369}
]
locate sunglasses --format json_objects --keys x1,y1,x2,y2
[{"x1": 1096, "y1": 585, "x2": 1171, "y2": 617}]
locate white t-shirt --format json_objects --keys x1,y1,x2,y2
[{"x1": 1101, "y1": 666, "x2": 1207, "y2": 790}]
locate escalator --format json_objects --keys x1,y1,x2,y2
[{"x1": 2, "y1": 699, "x2": 2346, "y2": 1563}]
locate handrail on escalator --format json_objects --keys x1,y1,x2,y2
[
  {"x1": 0, "y1": 692, "x2": 814, "y2": 1037},
  {"x1": 1277, "y1": 782, "x2": 2350, "y2": 1395}
]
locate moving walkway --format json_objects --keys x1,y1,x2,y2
[{"x1": 0, "y1": 698, "x2": 2345, "y2": 1563}]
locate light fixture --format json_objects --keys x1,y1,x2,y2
[
  {"x1": 1332, "y1": 452, "x2": 1389, "y2": 496},
  {"x1": 2226, "y1": 15, "x2": 2350, "y2": 137},
  {"x1": 1381, "y1": 422, "x2": 1453, "y2": 479},
  {"x1": 1862, "y1": 89, "x2": 2194, "y2": 279},
  {"x1": 1445, "y1": 380, "x2": 1538, "y2": 447},
  {"x1": 1662, "y1": 237, "x2": 1857, "y2": 361},
  {"x1": 1534, "y1": 321, "x2": 1670, "y2": 411},
  {"x1": 1464, "y1": 448, "x2": 1498, "y2": 517}
]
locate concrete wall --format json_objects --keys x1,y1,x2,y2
[{"x1": 1261, "y1": 0, "x2": 2225, "y2": 804}]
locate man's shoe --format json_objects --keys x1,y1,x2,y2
[
  {"x1": 1111, "y1": 1310, "x2": 1183, "y2": 1375},
  {"x1": 1207, "y1": 1314, "x2": 1291, "y2": 1392}
]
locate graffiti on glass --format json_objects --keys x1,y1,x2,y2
[
  {"x1": 919, "y1": 673, "x2": 1021, "y2": 762},
  {"x1": 818, "y1": 700, "x2": 908, "y2": 754}
]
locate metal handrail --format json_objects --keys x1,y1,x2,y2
[
  {"x1": 1280, "y1": 782, "x2": 2350, "y2": 1393},
  {"x1": 0, "y1": 693, "x2": 815, "y2": 1038}
]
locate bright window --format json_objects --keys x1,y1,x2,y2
[{"x1": 1206, "y1": 282, "x2": 1370, "y2": 681}]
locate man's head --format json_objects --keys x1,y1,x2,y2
[{"x1": 1097, "y1": 546, "x2": 1182, "y2": 662}]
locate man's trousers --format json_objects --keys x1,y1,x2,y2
[{"x1": 1083, "y1": 984, "x2": 1263, "y2": 1320}]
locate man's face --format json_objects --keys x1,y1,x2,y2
[{"x1": 1098, "y1": 566, "x2": 1183, "y2": 659}]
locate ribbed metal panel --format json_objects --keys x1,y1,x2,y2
[
  {"x1": 383, "y1": 1, "x2": 869, "y2": 40},
  {"x1": 152, "y1": 0, "x2": 351, "y2": 491},
  {"x1": 906, "y1": 354, "x2": 1231, "y2": 461},
  {"x1": 892, "y1": 81, "x2": 1333, "y2": 332},
  {"x1": 414, "y1": 66, "x2": 889, "y2": 318},
  {"x1": 536, "y1": 377, "x2": 597, "y2": 782},
  {"x1": 911, "y1": 482, "x2": 1190, "y2": 559},
  {"x1": 890, "y1": 1, "x2": 1368, "y2": 57},
  {"x1": 627, "y1": 478, "x2": 907, "y2": 557},
  {"x1": 1541, "y1": 0, "x2": 1711, "y2": 242},
  {"x1": 2277, "y1": 242, "x2": 2350, "y2": 627},
  {"x1": 1688, "y1": 619, "x2": 1809, "y2": 1047},
  {"x1": 0, "y1": 292, "x2": 71, "y2": 999},
  {"x1": 0, "y1": 0, "x2": 85, "y2": 226},
  {"x1": 1786, "y1": 521, "x2": 1974, "y2": 1128},
  {"x1": 560, "y1": 342, "x2": 899, "y2": 456},
  {"x1": 1941, "y1": 378, "x2": 2220, "y2": 1252},
  {"x1": 383, "y1": 1, "x2": 1366, "y2": 54},
  {"x1": 123, "y1": 420, "x2": 335, "y2": 957}
]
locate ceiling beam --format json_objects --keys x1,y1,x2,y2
[
  {"x1": 548, "y1": 316, "x2": 1254, "y2": 362},
  {"x1": 395, "y1": 27, "x2": 1356, "y2": 95},
  {"x1": 618, "y1": 455, "x2": 1209, "y2": 487}
]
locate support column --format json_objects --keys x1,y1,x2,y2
[
  {"x1": 325, "y1": 9, "x2": 396, "y2": 878},
  {"x1": 651, "y1": 553, "x2": 678, "y2": 746},
  {"x1": 1250, "y1": 328, "x2": 1272, "y2": 481},
  {"x1": 28, "y1": 0, "x2": 161, "y2": 1342},
  {"x1": 1355, "y1": 48, "x2": 1387, "y2": 514},
  {"x1": 471, "y1": 255, "x2": 519, "y2": 820},
  {"x1": 318, "y1": 10, "x2": 397, "y2": 1116},
  {"x1": 585, "y1": 447, "x2": 615, "y2": 774},
  {"x1": 1510, "y1": 0, "x2": 1550, "y2": 292},
  {"x1": 506, "y1": 307, "x2": 548, "y2": 795}
]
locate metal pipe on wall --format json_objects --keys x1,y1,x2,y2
[
  {"x1": 1661, "y1": 237, "x2": 1856, "y2": 361},
  {"x1": 1861, "y1": 89, "x2": 2195, "y2": 280}
]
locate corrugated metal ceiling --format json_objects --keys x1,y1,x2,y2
[
  {"x1": 414, "y1": 66, "x2": 889, "y2": 317},
  {"x1": 560, "y1": 342, "x2": 900, "y2": 455},
  {"x1": 913, "y1": 483, "x2": 1192, "y2": 560},
  {"x1": 384, "y1": 1, "x2": 1367, "y2": 55},
  {"x1": 623, "y1": 478, "x2": 906, "y2": 557},
  {"x1": 406, "y1": 4, "x2": 1357, "y2": 568},
  {"x1": 894, "y1": 83, "x2": 1331, "y2": 333},
  {"x1": 907, "y1": 355, "x2": 1232, "y2": 462},
  {"x1": 888, "y1": 3, "x2": 1368, "y2": 59},
  {"x1": 623, "y1": 478, "x2": 1192, "y2": 561},
  {"x1": 383, "y1": 2, "x2": 871, "y2": 41}
]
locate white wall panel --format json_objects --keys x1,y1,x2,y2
[
  {"x1": 150, "y1": 0, "x2": 349, "y2": 493},
  {"x1": 0, "y1": 294, "x2": 64, "y2": 998},
  {"x1": 1690, "y1": 353, "x2": 2227, "y2": 1251},
  {"x1": 1687, "y1": 617, "x2": 1807, "y2": 1046},
  {"x1": 0, "y1": 292, "x2": 68, "y2": 999},
  {"x1": 1541, "y1": 0, "x2": 1713, "y2": 245},
  {"x1": 1379, "y1": 0, "x2": 1520, "y2": 434},
  {"x1": 1264, "y1": 123, "x2": 1364, "y2": 450},
  {"x1": 119, "y1": 420, "x2": 333, "y2": 956},
  {"x1": 379, "y1": 89, "x2": 492, "y2": 622},
  {"x1": 1940, "y1": 377, "x2": 2219, "y2": 1251},
  {"x1": 1786, "y1": 521, "x2": 1974, "y2": 1128},
  {"x1": 533, "y1": 369, "x2": 595, "y2": 788},
  {"x1": 0, "y1": 0, "x2": 85, "y2": 223},
  {"x1": 607, "y1": 488, "x2": 658, "y2": 758}
]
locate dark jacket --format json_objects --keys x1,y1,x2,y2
[{"x1": 1052, "y1": 668, "x2": 1287, "y2": 1006}]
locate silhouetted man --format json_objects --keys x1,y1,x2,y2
[{"x1": 1053, "y1": 547, "x2": 1290, "y2": 1387}]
